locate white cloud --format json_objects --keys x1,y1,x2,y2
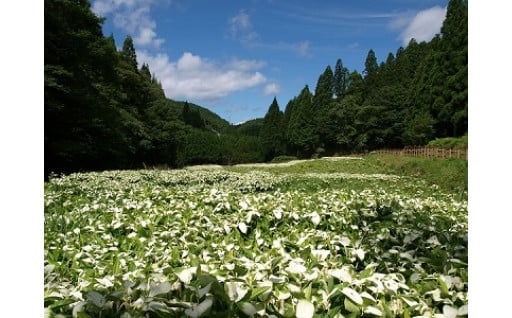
[
  {"x1": 271, "y1": 40, "x2": 311, "y2": 57},
  {"x1": 137, "y1": 51, "x2": 267, "y2": 101},
  {"x1": 264, "y1": 83, "x2": 281, "y2": 96},
  {"x1": 92, "y1": 0, "x2": 143, "y2": 17},
  {"x1": 92, "y1": 0, "x2": 164, "y2": 48},
  {"x1": 295, "y1": 40, "x2": 310, "y2": 57},
  {"x1": 230, "y1": 10, "x2": 251, "y2": 35},
  {"x1": 229, "y1": 10, "x2": 260, "y2": 46},
  {"x1": 393, "y1": 6, "x2": 447, "y2": 46},
  {"x1": 228, "y1": 9, "x2": 310, "y2": 57},
  {"x1": 135, "y1": 27, "x2": 165, "y2": 47},
  {"x1": 227, "y1": 59, "x2": 267, "y2": 71},
  {"x1": 347, "y1": 42, "x2": 360, "y2": 50}
]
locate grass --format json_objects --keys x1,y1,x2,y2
[
  {"x1": 227, "y1": 154, "x2": 468, "y2": 194},
  {"x1": 427, "y1": 134, "x2": 468, "y2": 149},
  {"x1": 365, "y1": 154, "x2": 468, "y2": 193}
]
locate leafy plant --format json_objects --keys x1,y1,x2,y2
[{"x1": 45, "y1": 160, "x2": 467, "y2": 317}]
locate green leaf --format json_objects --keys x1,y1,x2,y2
[
  {"x1": 48, "y1": 298, "x2": 76, "y2": 309},
  {"x1": 198, "y1": 282, "x2": 212, "y2": 298},
  {"x1": 86, "y1": 291, "x2": 105, "y2": 308},
  {"x1": 364, "y1": 306, "x2": 383, "y2": 316},
  {"x1": 342, "y1": 287, "x2": 363, "y2": 306},
  {"x1": 438, "y1": 276, "x2": 450, "y2": 297},
  {"x1": 300, "y1": 284, "x2": 311, "y2": 301},
  {"x1": 360, "y1": 291, "x2": 377, "y2": 303},
  {"x1": 249, "y1": 286, "x2": 271, "y2": 301},
  {"x1": 148, "y1": 301, "x2": 171, "y2": 314},
  {"x1": 344, "y1": 298, "x2": 360, "y2": 313},
  {"x1": 72, "y1": 301, "x2": 86, "y2": 317},
  {"x1": 44, "y1": 264, "x2": 56, "y2": 275},
  {"x1": 400, "y1": 296, "x2": 418, "y2": 308},
  {"x1": 225, "y1": 281, "x2": 248, "y2": 302},
  {"x1": 238, "y1": 302, "x2": 258, "y2": 317},
  {"x1": 184, "y1": 297, "x2": 213, "y2": 318},
  {"x1": 274, "y1": 287, "x2": 291, "y2": 300},
  {"x1": 149, "y1": 281, "x2": 173, "y2": 297}
]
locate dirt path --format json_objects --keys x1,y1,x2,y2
[{"x1": 184, "y1": 156, "x2": 363, "y2": 170}]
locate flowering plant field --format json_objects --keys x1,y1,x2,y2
[{"x1": 44, "y1": 161, "x2": 467, "y2": 317}]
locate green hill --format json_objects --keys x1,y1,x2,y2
[{"x1": 170, "y1": 100, "x2": 231, "y2": 133}]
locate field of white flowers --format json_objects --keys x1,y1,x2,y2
[{"x1": 44, "y1": 161, "x2": 467, "y2": 317}]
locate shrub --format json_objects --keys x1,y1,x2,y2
[
  {"x1": 270, "y1": 155, "x2": 298, "y2": 163},
  {"x1": 427, "y1": 134, "x2": 468, "y2": 149}
]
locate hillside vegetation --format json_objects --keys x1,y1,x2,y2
[
  {"x1": 229, "y1": 154, "x2": 468, "y2": 194},
  {"x1": 45, "y1": 0, "x2": 467, "y2": 177},
  {"x1": 427, "y1": 135, "x2": 468, "y2": 149}
]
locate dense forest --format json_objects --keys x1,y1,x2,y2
[{"x1": 45, "y1": 0, "x2": 467, "y2": 176}]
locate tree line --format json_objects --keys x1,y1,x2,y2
[
  {"x1": 258, "y1": 0, "x2": 467, "y2": 160},
  {"x1": 45, "y1": 0, "x2": 467, "y2": 176},
  {"x1": 45, "y1": 0, "x2": 262, "y2": 176}
]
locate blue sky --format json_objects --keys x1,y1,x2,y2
[{"x1": 91, "y1": 0, "x2": 448, "y2": 124}]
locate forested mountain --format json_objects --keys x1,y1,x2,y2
[
  {"x1": 261, "y1": 0, "x2": 467, "y2": 158},
  {"x1": 44, "y1": 0, "x2": 467, "y2": 176}
]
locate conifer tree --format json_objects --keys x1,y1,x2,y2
[
  {"x1": 121, "y1": 35, "x2": 138, "y2": 69},
  {"x1": 333, "y1": 59, "x2": 348, "y2": 99},
  {"x1": 260, "y1": 97, "x2": 285, "y2": 161},
  {"x1": 363, "y1": 49, "x2": 378, "y2": 78},
  {"x1": 182, "y1": 102, "x2": 205, "y2": 129},
  {"x1": 286, "y1": 86, "x2": 317, "y2": 157},
  {"x1": 312, "y1": 66, "x2": 336, "y2": 153}
]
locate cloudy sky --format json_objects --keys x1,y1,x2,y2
[{"x1": 91, "y1": 0, "x2": 448, "y2": 124}]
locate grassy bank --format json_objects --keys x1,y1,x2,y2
[
  {"x1": 365, "y1": 154, "x2": 468, "y2": 193},
  {"x1": 227, "y1": 154, "x2": 467, "y2": 194}
]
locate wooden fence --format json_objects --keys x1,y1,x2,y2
[{"x1": 374, "y1": 147, "x2": 468, "y2": 160}]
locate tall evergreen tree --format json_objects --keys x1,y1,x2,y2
[
  {"x1": 260, "y1": 97, "x2": 285, "y2": 161},
  {"x1": 313, "y1": 66, "x2": 336, "y2": 154},
  {"x1": 140, "y1": 63, "x2": 152, "y2": 81},
  {"x1": 345, "y1": 70, "x2": 364, "y2": 103},
  {"x1": 314, "y1": 66, "x2": 335, "y2": 107},
  {"x1": 329, "y1": 95, "x2": 360, "y2": 152},
  {"x1": 312, "y1": 66, "x2": 336, "y2": 153},
  {"x1": 363, "y1": 49, "x2": 378, "y2": 79},
  {"x1": 438, "y1": 0, "x2": 468, "y2": 136},
  {"x1": 182, "y1": 101, "x2": 205, "y2": 129},
  {"x1": 411, "y1": 0, "x2": 467, "y2": 137},
  {"x1": 121, "y1": 35, "x2": 138, "y2": 69},
  {"x1": 286, "y1": 86, "x2": 317, "y2": 157},
  {"x1": 333, "y1": 59, "x2": 348, "y2": 99}
]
